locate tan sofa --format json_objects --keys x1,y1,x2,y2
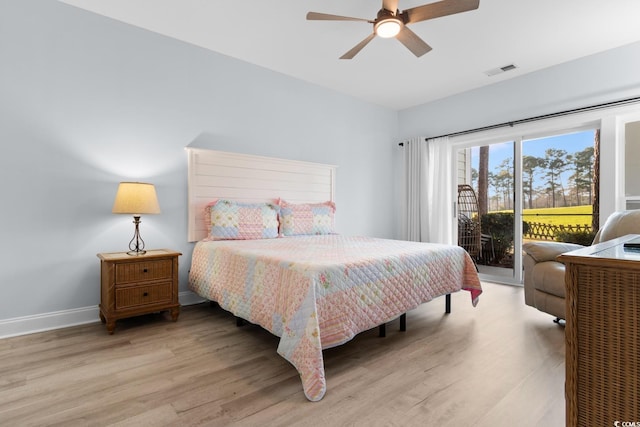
[{"x1": 523, "y1": 210, "x2": 640, "y2": 321}]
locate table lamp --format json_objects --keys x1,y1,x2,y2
[{"x1": 112, "y1": 182, "x2": 161, "y2": 255}]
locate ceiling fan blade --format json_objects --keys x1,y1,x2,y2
[
  {"x1": 396, "y1": 26, "x2": 432, "y2": 57},
  {"x1": 403, "y1": 0, "x2": 479, "y2": 24},
  {"x1": 340, "y1": 33, "x2": 377, "y2": 59},
  {"x1": 382, "y1": 0, "x2": 399, "y2": 13},
  {"x1": 306, "y1": 12, "x2": 370, "y2": 22}
]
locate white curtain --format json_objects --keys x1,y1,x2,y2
[
  {"x1": 404, "y1": 137, "x2": 428, "y2": 242},
  {"x1": 404, "y1": 136, "x2": 454, "y2": 244}
]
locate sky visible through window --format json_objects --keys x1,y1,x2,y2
[{"x1": 470, "y1": 129, "x2": 596, "y2": 203}]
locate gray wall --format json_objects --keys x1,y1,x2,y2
[
  {"x1": 398, "y1": 41, "x2": 640, "y2": 140},
  {"x1": 0, "y1": 0, "x2": 398, "y2": 321}
]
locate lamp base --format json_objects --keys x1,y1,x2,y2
[
  {"x1": 126, "y1": 249, "x2": 147, "y2": 256},
  {"x1": 127, "y1": 215, "x2": 147, "y2": 256}
]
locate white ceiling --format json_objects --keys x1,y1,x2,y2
[{"x1": 59, "y1": 0, "x2": 640, "y2": 110}]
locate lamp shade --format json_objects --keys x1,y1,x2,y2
[{"x1": 112, "y1": 182, "x2": 161, "y2": 215}]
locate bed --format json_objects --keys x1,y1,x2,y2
[{"x1": 185, "y1": 148, "x2": 482, "y2": 401}]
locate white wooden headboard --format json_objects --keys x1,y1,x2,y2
[{"x1": 186, "y1": 148, "x2": 337, "y2": 242}]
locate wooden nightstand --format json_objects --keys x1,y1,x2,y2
[{"x1": 97, "y1": 249, "x2": 181, "y2": 334}]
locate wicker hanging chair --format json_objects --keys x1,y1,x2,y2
[{"x1": 457, "y1": 184, "x2": 482, "y2": 260}]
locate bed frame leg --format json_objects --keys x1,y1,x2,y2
[
  {"x1": 380, "y1": 313, "x2": 407, "y2": 337},
  {"x1": 378, "y1": 323, "x2": 386, "y2": 337},
  {"x1": 445, "y1": 294, "x2": 451, "y2": 314}
]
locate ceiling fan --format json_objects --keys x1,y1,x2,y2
[{"x1": 307, "y1": 0, "x2": 480, "y2": 59}]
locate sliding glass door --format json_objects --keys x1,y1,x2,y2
[
  {"x1": 457, "y1": 140, "x2": 519, "y2": 283},
  {"x1": 521, "y1": 130, "x2": 597, "y2": 247},
  {"x1": 456, "y1": 128, "x2": 598, "y2": 285}
]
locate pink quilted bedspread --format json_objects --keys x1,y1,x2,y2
[{"x1": 189, "y1": 235, "x2": 482, "y2": 401}]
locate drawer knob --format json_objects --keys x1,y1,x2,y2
[
  {"x1": 143, "y1": 268, "x2": 148, "y2": 273},
  {"x1": 143, "y1": 292, "x2": 149, "y2": 297}
]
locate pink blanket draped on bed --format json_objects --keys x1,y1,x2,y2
[{"x1": 189, "y1": 234, "x2": 482, "y2": 401}]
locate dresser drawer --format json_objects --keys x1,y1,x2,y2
[
  {"x1": 115, "y1": 282, "x2": 172, "y2": 309},
  {"x1": 115, "y1": 259, "x2": 172, "y2": 284}
]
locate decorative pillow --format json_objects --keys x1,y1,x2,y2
[
  {"x1": 279, "y1": 200, "x2": 336, "y2": 236},
  {"x1": 208, "y1": 199, "x2": 279, "y2": 240}
]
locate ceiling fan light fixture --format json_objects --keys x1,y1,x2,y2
[
  {"x1": 375, "y1": 17, "x2": 402, "y2": 38},
  {"x1": 308, "y1": 0, "x2": 480, "y2": 59}
]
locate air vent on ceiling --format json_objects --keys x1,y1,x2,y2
[{"x1": 485, "y1": 64, "x2": 518, "y2": 77}]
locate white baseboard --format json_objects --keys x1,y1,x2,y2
[
  {"x1": 0, "y1": 306, "x2": 100, "y2": 339},
  {"x1": 0, "y1": 291, "x2": 207, "y2": 339}
]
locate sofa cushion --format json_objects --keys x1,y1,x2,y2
[
  {"x1": 531, "y1": 261, "x2": 566, "y2": 298},
  {"x1": 531, "y1": 290, "x2": 566, "y2": 320},
  {"x1": 523, "y1": 241, "x2": 584, "y2": 263},
  {"x1": 594, "y1": 210, "x2": 640, "y2": 243}
]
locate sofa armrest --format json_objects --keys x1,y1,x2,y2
[{"x1": 522, "y1": 241, "x2": 585, "y2": 263}]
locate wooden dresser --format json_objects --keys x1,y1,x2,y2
[
  {"x1": 558, "y1": 235, "x2": 640, "y2": 427},
  {"x1": 97, "y1": 249, "x2": 181, "y2": 334}
]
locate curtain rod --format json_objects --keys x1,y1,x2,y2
[{"x1": 398, "y1": 95, "x2": 640, "y2": 146}]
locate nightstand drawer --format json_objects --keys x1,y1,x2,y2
[
  {"x1": 115, "y1": 259, "x2": 172, "y2": 284},
  {"x1": 115, "y1": 282, "x2": 172, "y2": 309}
]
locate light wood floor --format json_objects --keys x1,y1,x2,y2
[{"x1": 0, "y1": 283, "x2": 565, "y2": 427}]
